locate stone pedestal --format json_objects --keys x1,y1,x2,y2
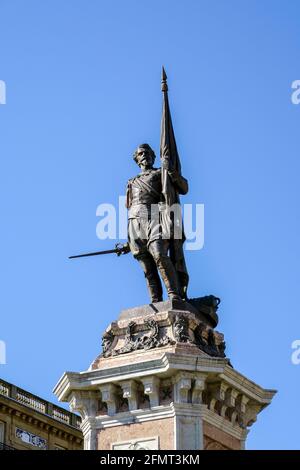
[{"x1": 53, "y1": 298, "x2": 276, "y2": 450}]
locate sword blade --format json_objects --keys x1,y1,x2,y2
[{"x1": 69, "y1": 248, "x2": 117, "y2": 259}]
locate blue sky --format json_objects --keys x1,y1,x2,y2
[{"x1": 0, "y1": 0, "x2": 299, "y2": 449}]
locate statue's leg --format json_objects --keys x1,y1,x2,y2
[
  {"x1": 136, "y1": 253, "x2": 163, "y2": 303},
  {"x1": 148, "y1": 240, "x2": 181, "y2": 300}
]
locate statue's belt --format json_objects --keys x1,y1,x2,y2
[{"x1": 128, "y1": 203, "x2": 165, "y2": 219}]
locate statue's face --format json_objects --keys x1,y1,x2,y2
[{"x1": 136, "y1": 147, "x2": 154, "y2": 170}]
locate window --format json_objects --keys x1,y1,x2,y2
[{"x1": 0, "y1": 421, "x2": 5, "y2": 444}]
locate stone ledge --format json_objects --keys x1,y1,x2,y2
[{"x1": 119, "y1": 295, "x2": 219, "y2": 328}]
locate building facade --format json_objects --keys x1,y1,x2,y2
[{"x1": 0, "y1": 378, "x2": 83, "y2": 450}]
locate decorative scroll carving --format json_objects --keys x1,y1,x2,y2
[
  {"x1": 100, "y1": 311, "x2": 226, "y2": 360},
  {"x1": 140, "y1": 318, "x2": 160, "y2": 349},
  {"x1": 115, "y1": 321, "x2": 136, "y2": 355},
  {"x1": 101, "y1": 331, "x2": 114, "y2": 357},
  {"x1": 141, "y1": 376, "x2": 159, "y2": 407},
  {"x1": 173, "y1": 315, "x2": 190, "y2": 343},
  {"x1": 98, "y1": 384, "x2": 117, "y2": 415},
  {"x1": 110, "y1": 318, "x2": 175, "y2": 356},
  {"x1": 120, "y1": 380, "x2": 138, "y2": 411},
  {"x1": 69, "y1": 390, "x2": 99, "y2": 420},
  {"x1": 194, "y1": 322, "x2": 226, "y2": 358},
  {"x1": 191, "y1": 376, "x2": 206, "y2": 404},
  {"x1": 175, "y1": 377, "x2": 191, "y2": 403}
]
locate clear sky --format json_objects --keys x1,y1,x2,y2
[{"x1": 0, "y1": 0, "x2": 299, "y2": 450}]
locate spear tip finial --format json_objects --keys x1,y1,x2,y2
[{"x1": 161, "y1": 66, "x2": 168, "y2": 92}]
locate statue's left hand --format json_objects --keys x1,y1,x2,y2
[{"x1": 161, "y1": 158, "x2": 169, "y2": 170}]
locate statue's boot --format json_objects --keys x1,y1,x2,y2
[
  {"x1": 145, "y1": 271, "x2": 163, "y2": 303},
  {"x1": 156, "y1": 256, "x2": 181, "y2": 300},
  {"x1": 137, "y1": 254, "x2": 163, "y2": 303}
]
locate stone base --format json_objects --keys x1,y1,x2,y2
[
  {"x1": 91, "y1": 297, "x2": 224, "y2": 370},
  {"x1": 54, "y1": 348, "x2": 276, "y2": 450},
  {"x1": 53, "y1": 299, "x2": 276, "y2": 450}
]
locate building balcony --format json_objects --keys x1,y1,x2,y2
[{"x1": 0, "y1": 378, "x2": 81, "y2": 430}]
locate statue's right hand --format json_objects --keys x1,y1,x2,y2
[
  {"x1": 116, "y1": 242, "x2": 130, "y2": 255},
  {"x1": 122, "y1": 242, "x2": 131, "y2": 254}
]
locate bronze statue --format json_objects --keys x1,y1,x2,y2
[
  {"x1": 69, "y1": 68, "x2": 190, "y2": 303},
  {"x1": 125, "y1": 143, "x2": 188, "y2": 302},
  {"x1": 125, "y1": 68, "x2": 189, "y2": 302}
]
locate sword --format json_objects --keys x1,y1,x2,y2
[{"x1": 69, "y1": 243, "x2": 130, "y2": 259}]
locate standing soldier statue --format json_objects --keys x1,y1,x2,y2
[
  {"x1": 125, "y1": 140, "x2": 188, "y2": 302},
  {"x1": 70, "y1": 68, "x2": 189, "y2": 303}
]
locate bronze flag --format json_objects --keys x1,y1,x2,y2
[{"x1": 160, "y1": 67, "x2": 189, "y2": 298}]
